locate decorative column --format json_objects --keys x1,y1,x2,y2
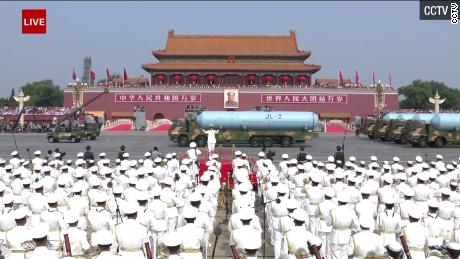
[
  {"x1": 13, "y1": 88, "x2": 30, "y2": 128},
  {"x1": 429, "y1": 91, "x2": 445, "y2": 113}
]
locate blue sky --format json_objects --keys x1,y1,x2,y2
[{"x1": 0, "y1": 1, "x2": 459, "y2": 97}]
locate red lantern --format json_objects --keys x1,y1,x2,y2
[
  {"x1": 298, "y1": 75, "x2": 307, "y2": 82},
  {"x1": 206, "y1": 74, "x2": 215, "y2": 81},
  {"x1": 156, "y1": 74, "x2": 165, "y2": 81},
  {"x1": 264, "y1": 74, "x2": 273, "y2": 82},
  {"x1": 190, "y1": 75, "x2": 198, "y2": 81},
  {"x1": 247, "y1": 74, "x2": 257, "y2": 81},
  {"x1": 173, "y1": 74, "x2": 182, "y2": 83},
  {"x1": 281, "y1": 75, "x2": 291, "y2": 82}
]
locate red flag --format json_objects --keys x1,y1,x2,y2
[
  {"x1": 106, "y1": 68, "x2": 110, "y2": 81},
  {"x1": 90, "y1": 70, "x2": 96, "y2": 80},
  {"x1": 72, "y1": 69, "x2": 76, "y2": 81},
  {"x1": 123, "y1": 68, "x2": 128, "y2": 81},
  {"x1": 338, "y1": 67, "x2": 344, "y2": 86},
  {"x1": 388, "y1": 72, "x2": 392, "y2": 86},
  {"x1": 372, "y1": 69, "x2": 376, "y2": 85},
  {"x1": 355, "y1": 69, "x2": 360, "y2": 86}
]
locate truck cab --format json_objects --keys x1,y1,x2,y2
[
  {"x1": 390, "y1": 119, "x2": 407, "y2": 143},
  {"x1": 378, "y1": 119, "x2": 391, "y2": 141},
  {"x1": 409, "y1": 120, "x2": 430, "y2": 147}
]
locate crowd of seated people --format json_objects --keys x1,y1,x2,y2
[
  {"x1": 0, "y1": 106, "x2": 72, "y2": 116},
  {"x1": 0, "y1": 120, "x2": 54, "y2": 133}
]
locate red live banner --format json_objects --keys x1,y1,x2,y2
[
  {"x1": 115, "y1": 93, "x2": 201, "y2": 103},
  {"x1": 261, "y1": 94, "x2": 347, "y2": 104}
]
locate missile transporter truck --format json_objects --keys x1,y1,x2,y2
[
  {"x1": 361, "y1": 117, "x2": 377, "y2": 139},
  {"x1": 378, "y1": 113, "x2": 414, "y2": 141},
  {"x1": 169, "y1": 110, "x2": 319, "y2": 147},
  {"x1": 409, "y1": 113, "x2": 460, "y2": 148}
]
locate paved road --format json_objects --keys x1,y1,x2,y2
[
  {"x1": 1, "y1": 132, "x2": 460, "y2": 257},
  {"x1": 1, "y1": 132, "x2": 460, "y2": 162}
]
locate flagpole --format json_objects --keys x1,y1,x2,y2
[
  {"x1": 123, "y1": 67, "x2": 125, "y2": 87},
  {"x1": 337, "y1": 66, "x2": 340, "y2": 88}
]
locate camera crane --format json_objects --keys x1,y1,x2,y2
[{"x1": 47, "y1": 88, "x2": 109, "y2": 143}]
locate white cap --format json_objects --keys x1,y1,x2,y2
[
  {"x1": 239, "y1": 208, "x2": 253, "y2": 221},
  {"x1": 3, "y1": 195, "x2": 14, "y2": 204},
  {"x1": 436, "y1": 154, "x2": 443, "y2": 160},
  {"x1": 154, "y1": 157, "x2": 162, "y2": 163},
  {"x1": 95, "y1": 230, "x2": 115, "y2": 245},
  {"x1": 71, "y1": 185, "x2": 82, "y2": 193},
  {"x1": 418, "y1": 173, "x2": 429, "y2": 182},
  {"x1": 359, "y1": 216, "x2": 374, "y2": 229},
  {"x1": 123, "y1": 153, "x2": 129, "y2": 158},
  {"x1": 200, "y1": 174, "x2": 210, "y2": 182},
  {"x1": 349, "y1": 156, "x2": 356, "y2": 162},
  {"x1": 292, "y1": 209, "x2": 308, "y2": 222},
  {"x1": 281, "y1": 154, "x2": 289, "y2": 159},
  {"x1": 415, "y1": 156, "x2": 423, "y2": 163},
  {"x1": 327, "y1": 156, "x2": 334, "y2": 163},
  {"x1": 144, "y1": 152, "x2": 151, "y2": 157},
  {"x1": 441, "y1": 187, "x2": 451, "y2": 196},
  {"x1": 387, "y1": 240, "x2": 402, "y2": 253},
  {"x1": 428, "y1": 200, "x2": 439, "y2": 208},
  {"x1": 165, "y1": 154, "x2": 172, "y2": 159},
  {"x1": 306, "y1": 155, "x2": 313, "y2": 160},
  {"x1": 189, "y1": 192, "x2": 202, "y2": 202},
  {"x1": 95, "y1": 193, "x2": 108, "y2": 203},
  {"x1": 5, "y1": 164, "x2": 13, "y2": 170},
  {"x1": 11, "y1": 151, "x2": 18, "y2": 156},
  {"x1": 162, "y1": 177, "x2": 174, "y2": 186},
  {"x1": 235, "y1": 150, "x2": 242, "y2": 156},
  {"x1": 99, "y1": 153, "x2": 106, "y2": 157},
  {"x1": 34, "y1": 150, "x2": 41, "y2": 155},
  {"x1": 46, "y1": 194, "x2": 58, "y2": 204},
  {"x1": 403, "y1": 188, "x2": 415, "y2": 197},
  {"x1": 324, "y1": 187, "x2": 335, "y2": 198},
  {"x1": 31, "y1": 223, "x2": 49, "y2": 239},
  {"x1": 409, "y1": 207, "x2": 423, "y2": 219},
  {"x1": 189, "y1": 142, "x2": 196, "y2": 148},
  {"x1": 77, "y1": 152, "x2": 84, "y2": 158},
  {"x1": 64, "y1": 211, "x2": 79, "y2": 224},
  {"x1": 325, "y1": 163, "x2": 335, "y2": 171},
  {"x1": 393, "y1": 156, "x2": 400, "y2": 162},
  {"x1": 238, "y1": 183, "x2": 250, "y2": 192},
  {"x1": 258, "y1": 152, "x2": 265, "y2": 157},
  {"x1": 211, "y1": 153, "x2": 218, "y2": 159},
  {"x1": 337, "y1": 193, "x2": 349, "y2": 203},
  {"x1": 123, "y1": 202, "x2": 139, "y2": 215},
  {"x1": 370, "y1": 155, "x2": 377, "y2": 161},
  {"x1": 179, "y1": 165, "x2": 188, "y2": 171},
  {"x1": 310, "y1": 174, "x2": 322, "y2": 183},
  {"x1": 113, "y1": 186, "x2": 123, "y2": 194},
  {"x1": 286, "y1": 199, "x2": 299, "y2": 210},
  {"x1": 182, "y1": 207, "x2": 197, "y2": 219},
  {"x1": 164, "y1": 233, "x2": 182, "y2": 247},
  {"x1": 13, "y1": 207, "x2": 29, "y2": 220},
  {"x1": 150, "y1": 186, "x2": 161, "y2": 196},
  {"x1": 54, "y1": 153, "x2": 61, "y2": 158}
]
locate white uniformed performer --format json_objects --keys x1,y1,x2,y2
[{"x1": 203, "y1": 125, "x2": 219, "y2": 156}]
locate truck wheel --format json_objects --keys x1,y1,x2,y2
[
  {"x1": 90, "y1": 135, "x2": 96, "y2": 140},
  {"x1": 434, "y1": 137, "x2": 445, "y2": 148},
  {"x1": 281, "y1": 137, "x2": 291, "y2": 147},
  {"x1": 48, "y1": 136, "x2": 55, "y2": 143},
  {"x1": 178, "y1": 136, "x2": 189, "y2": 147},
  {"x1": 368, "y1": 135, "x2": 374, "y2": 140},
  {"x1": 196, "y1": 137, "x2": 206, "y2": 147},
  {"x1": 70, "y1": 136, "x2": 77, "y2": 143},
  {"x1": 76, "y1": 138, "x2": 82, "y2": 143},
  {"x1": 419, "y1": 139, "x2": 428, "y2": 148},
  {"x1": 263, "y1": 138, "x2": 273, "y2": 148},
  {"x1": 250, "y1": 138, "x2": 260, "y2": 147},
  {"x1": 394, "y1": 139, "x2": 401, "y2": 144}
]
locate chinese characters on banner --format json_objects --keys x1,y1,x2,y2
[
  {"x1": 261, "y1": 94, "x2": 347, "y2": 104},
  {"x1": 115, "y1": 93, "x2": 201, "y2": 103}
]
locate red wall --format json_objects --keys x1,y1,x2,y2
[{"x1": 64, "y1": 90, "x2": 399, "y2": 120}]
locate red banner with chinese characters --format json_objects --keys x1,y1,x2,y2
[
  {"x1": 115, "y1": 93, "x2": 201, "y2": 103},
  {"x1": 261, "y1": 94, "x2": 347, "y2": 104}
]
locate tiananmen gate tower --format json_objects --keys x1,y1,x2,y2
[{"x1": 63, "y1": 30, "x2": 399, "y2": 121}]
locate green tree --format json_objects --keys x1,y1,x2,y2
[
  {"x1": 21, "y1": 80, "x2": 63, "y2": 106},
  {"x1": 398, "y1": 80, "x2": 460, "y2": 110}
]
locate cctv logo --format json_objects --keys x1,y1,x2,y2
[
  {"x1": 420, "y1": 0, "x2": 459, "y2": 24},
  {"x1": 22, "y1": 9, "x2": 47, "y2": 34},
  {"x1": 452, "y1": 2, "x2": 458, "y2": 24}
]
